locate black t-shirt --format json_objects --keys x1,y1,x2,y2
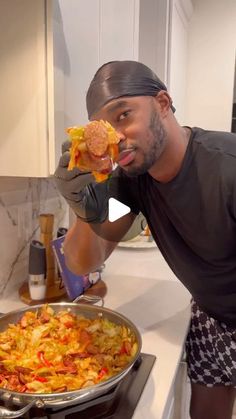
[{"x1": 110, "y1": 127, "x2": 236, "y2": 327}]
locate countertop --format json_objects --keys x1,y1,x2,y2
[
  {"x1": 0, "y1": 246, "x2": 191, "y2": 419},
  {"x1": 102, "y1": 247, "x2": 191, "y2": 419}
]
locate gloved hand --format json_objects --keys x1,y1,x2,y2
[{"x1": 54, "y1": 141, "x2": 109, "y2": 223}]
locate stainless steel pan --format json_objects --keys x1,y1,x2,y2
[{"x1": 0, "y1": 302, "x2": 142, "y2": 418}]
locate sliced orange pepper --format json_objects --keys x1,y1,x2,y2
[
  {"x1": 108, "y1": 143, "x2": 119, "y2": 161},
  {"x1": 92, "y1": 171, "x2": 109, "y2": 182}
]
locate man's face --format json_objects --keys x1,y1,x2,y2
[{"x1": 92, "y1": 96, "x2": 167, "y2": 176}]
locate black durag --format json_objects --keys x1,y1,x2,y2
[{"x1": 86, "y1": 60, "x2": 175, "y2": 119}]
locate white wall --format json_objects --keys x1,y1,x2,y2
[
  {"x1": 0, "y1": 178, "x2": 68, "y2": 299},
  {"x1": 186, "y1": 0, "x2": 236, "y2": 131}
]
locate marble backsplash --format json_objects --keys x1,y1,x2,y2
[{"x1": 0, "y1": 177, "x2": 68, "y2": 299}]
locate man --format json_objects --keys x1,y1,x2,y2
[{"x1": 54, "y1": 60, "x2": 236, "y2": 419}]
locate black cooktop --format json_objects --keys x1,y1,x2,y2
[{"x1": 1, "y1": 353, "x2": 156, "y2": 419}]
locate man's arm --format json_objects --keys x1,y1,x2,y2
[
  {"x1": 54, "y1": 140, "x2": 139, "y2": 274},
  {"x1": 64, "y1": 212, "x2": 136, "y2": 274}
]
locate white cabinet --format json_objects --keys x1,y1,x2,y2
[
  {"x1": 0, "y1": 0, "x2": 192, "y2": 177},
  {"x1": 138, "y1": 0, "x2": 170, "y2": 84},
  {"x1": 59, "y1": 0, "x2": 140, "y2": 127},
  {"x1": 134, "y1": 0, "x2": 194, "y2": 126},
  {"x1": 60, "y1": 0, "x2": 189, "y2": 127},
  {"x1": 0, "y1": 0, "x2": 63, "y2": 177},
  {"x1": 139, "y1": 0, "x2": 193, "y2": 124},
  {"x1": 173, "y1": 361, "x2": 190, "y2": 419},
  {"x1": 168, "y1": 0, "x2": 193, "y2": 125},
  {"x1": 99, "y1": 0, "x2": 140, "y2": 64},
  {"x1": 0, "y1": 0, "x2": 140, "y2": 177}
]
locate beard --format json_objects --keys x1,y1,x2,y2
[{"x1": 125, "y1": 107, "x2": 167, "y2": 176}]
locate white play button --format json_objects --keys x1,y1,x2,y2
[{"x1": 108, "y1": 198, "x2": 130, "y2": 222}]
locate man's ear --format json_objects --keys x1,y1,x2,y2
[{"x1": 154, "y1": 91, "x2": 172, "y2": 117}]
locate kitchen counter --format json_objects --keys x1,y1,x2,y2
[
  {"x1": 102, "y1": 247, "x2": 191, "y2": 419},
  {"x1": 0, "y1": 246, "x2": 191, "y2": 419}
]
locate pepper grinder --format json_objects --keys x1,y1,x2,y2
[
  {"x1": 28, "y1": 240, "x2": 47, "y2": 300},
  {"x1": 18, "y1": 214, "x2": 66, "y2": 304}
]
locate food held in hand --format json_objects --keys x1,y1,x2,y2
[{"x1": 67, "y1": 120, "x2": 120, "y2": 182}]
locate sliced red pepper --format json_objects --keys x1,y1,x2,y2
[
  {"x1": 119, "y1": 341, "x2": 131, "y2": 355},
  {"x1": 59, "y1": 336, "x2": 69, "y2": 344},
  {"x1": 98, "y1": 367, "x2": 108, "y2": 380},
  {"x1": 19, "y1": 385, "x2": 27, "y2": 392},
  {"x1": 64, "y1": 321, "x2": 74, "y2": 329},
  {"x1": 37, "y1": 351, "x2": 52, "y2": 367},
  {"x1": 119, "y1": 342, "x2": 126, "y2": 355},
  {"x1": 34, "y1": 375, "x2": 48, "y2": 383},
  {"x1": 36, "y1": 363, "x2": 44, "y2": 369}
]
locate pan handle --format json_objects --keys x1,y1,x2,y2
[
  {"x1": 73, "y1": 294, "x2": 104, "y2": 306},
  {"x1": 0, "y1": 399, "x2": 42, "y2": 418}
]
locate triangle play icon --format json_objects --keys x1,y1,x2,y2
[{"x1": 108, "y1": 198, "x2": 131, "y2": 222}]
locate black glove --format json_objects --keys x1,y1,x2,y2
[{"x1": 54, "y1": 141, "x2": 108, "y2": 223}]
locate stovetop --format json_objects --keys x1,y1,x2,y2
[{"x1": 1, "y1": 353, "x2": 156, "y2": 419}]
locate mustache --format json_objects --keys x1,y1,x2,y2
[{"x1": 118, "y1": 144, "x2": 136, "y2": 153}]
